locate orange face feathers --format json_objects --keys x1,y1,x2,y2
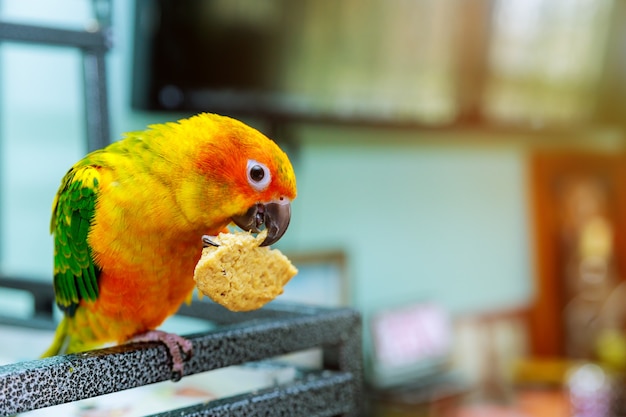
[
  {"x1": 133, "y1": 113, "x2": 297, "y2": 240},
  {"x1": 189, "y1": 114, "x2": 297, "y2": 204}
]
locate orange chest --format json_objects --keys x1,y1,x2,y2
[{"x1": 90, "y1": 237, "x2": 202, "y2": 324}]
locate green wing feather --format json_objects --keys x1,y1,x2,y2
[{"x1": 51, "y1": 165, "x2": 101, "y2": 316}]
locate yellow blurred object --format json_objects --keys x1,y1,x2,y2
[
  {"x1": 579, "y1": 217, "x2": 613, "y2": 260},
  {"x1": 596, "y1": 328, "x2": 626, "y2": 372},
  {"x1": 513, "y1": 358, "x2": 576, "y2": 387}
]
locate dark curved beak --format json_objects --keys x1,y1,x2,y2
[{"x1": 231, "y1": 200, "x2": 291, "y2": 246}]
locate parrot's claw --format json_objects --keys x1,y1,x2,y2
[
  {"x1": 129, "y1": 330, "x2": 193, "y2": 382},
  {"x1": 202, "y1": 235, "x2": 220, "y2": 247}
]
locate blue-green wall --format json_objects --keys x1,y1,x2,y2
[{"x1": 283, "y1": 126, "x2": 533, "y2": 315}]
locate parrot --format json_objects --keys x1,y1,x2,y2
[{"x1": 41, "y1": 113, "x2": 297, "y2": 379}]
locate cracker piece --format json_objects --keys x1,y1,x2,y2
[{"x1": 193, "y1": 230, "x2": 298, "y2": 312}]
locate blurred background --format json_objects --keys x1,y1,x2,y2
[{"x1": 1, "y1": 0, "x2": 626, "y2": 416}]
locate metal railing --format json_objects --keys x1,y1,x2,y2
[{"x1": 0, "y1": 277, "x2": 363, "y2": 416}]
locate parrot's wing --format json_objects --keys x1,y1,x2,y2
[{"x1": 50, "y1": 165, "x2": 101, "y2": 316}]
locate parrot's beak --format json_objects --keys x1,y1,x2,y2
[{"x1": 231, "y1": 199, "x2": 291, "y2": 246}]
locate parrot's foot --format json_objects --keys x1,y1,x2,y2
[
  {"x1": 129, "y1": 330, "x2": 193, "y2": 382},
  {"x1": 202, "y1": 235, "x2": 220, "y2": 247}
]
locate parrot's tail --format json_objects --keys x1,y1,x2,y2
[{"x1": 41, "y1": 317, "x2": 70, "y2": 358}]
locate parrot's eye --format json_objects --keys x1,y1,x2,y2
[
  {"x1": 247, "y1": 160, "x2": 271, "y2": 191},
  {"x1": 250, "y1": 165, "x2": 264, "y2": 181}
]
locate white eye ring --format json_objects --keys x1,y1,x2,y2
[{"x1": 246, "y1": 160, "x2": 271, "y2": 191}]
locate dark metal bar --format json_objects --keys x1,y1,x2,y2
[
  {"x1": 149, "y1": 371, "x2": 355, "y2": 417},
  {"x1": 0, "y1": 315, "x2": 56, "y2": 331},
  {"x1": 82, "y1": 48, "x2": 111, "y2": 151},
  {"x1": 0, "y1": 275, "x2": 53, "y2": 294},
  {"x1": 0, "y1": 275, "x2": 56, "y2": 325},
  {"x1": 0, "y1": 305, "x2": 362, "y2": 416},
  {"x1": 323, "y1": 316, "x2": 364, "y2": 417},
  {"x1": 0, "y1": 21, "x2": 110, "y2": 50}
]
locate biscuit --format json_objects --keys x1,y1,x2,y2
[{"x1": 193, "y1": 230, "x2": 298, "y2": 311}]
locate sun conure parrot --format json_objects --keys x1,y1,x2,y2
[{"x1": 41, "y1": 113, "x2": 297, "y2": 379}]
